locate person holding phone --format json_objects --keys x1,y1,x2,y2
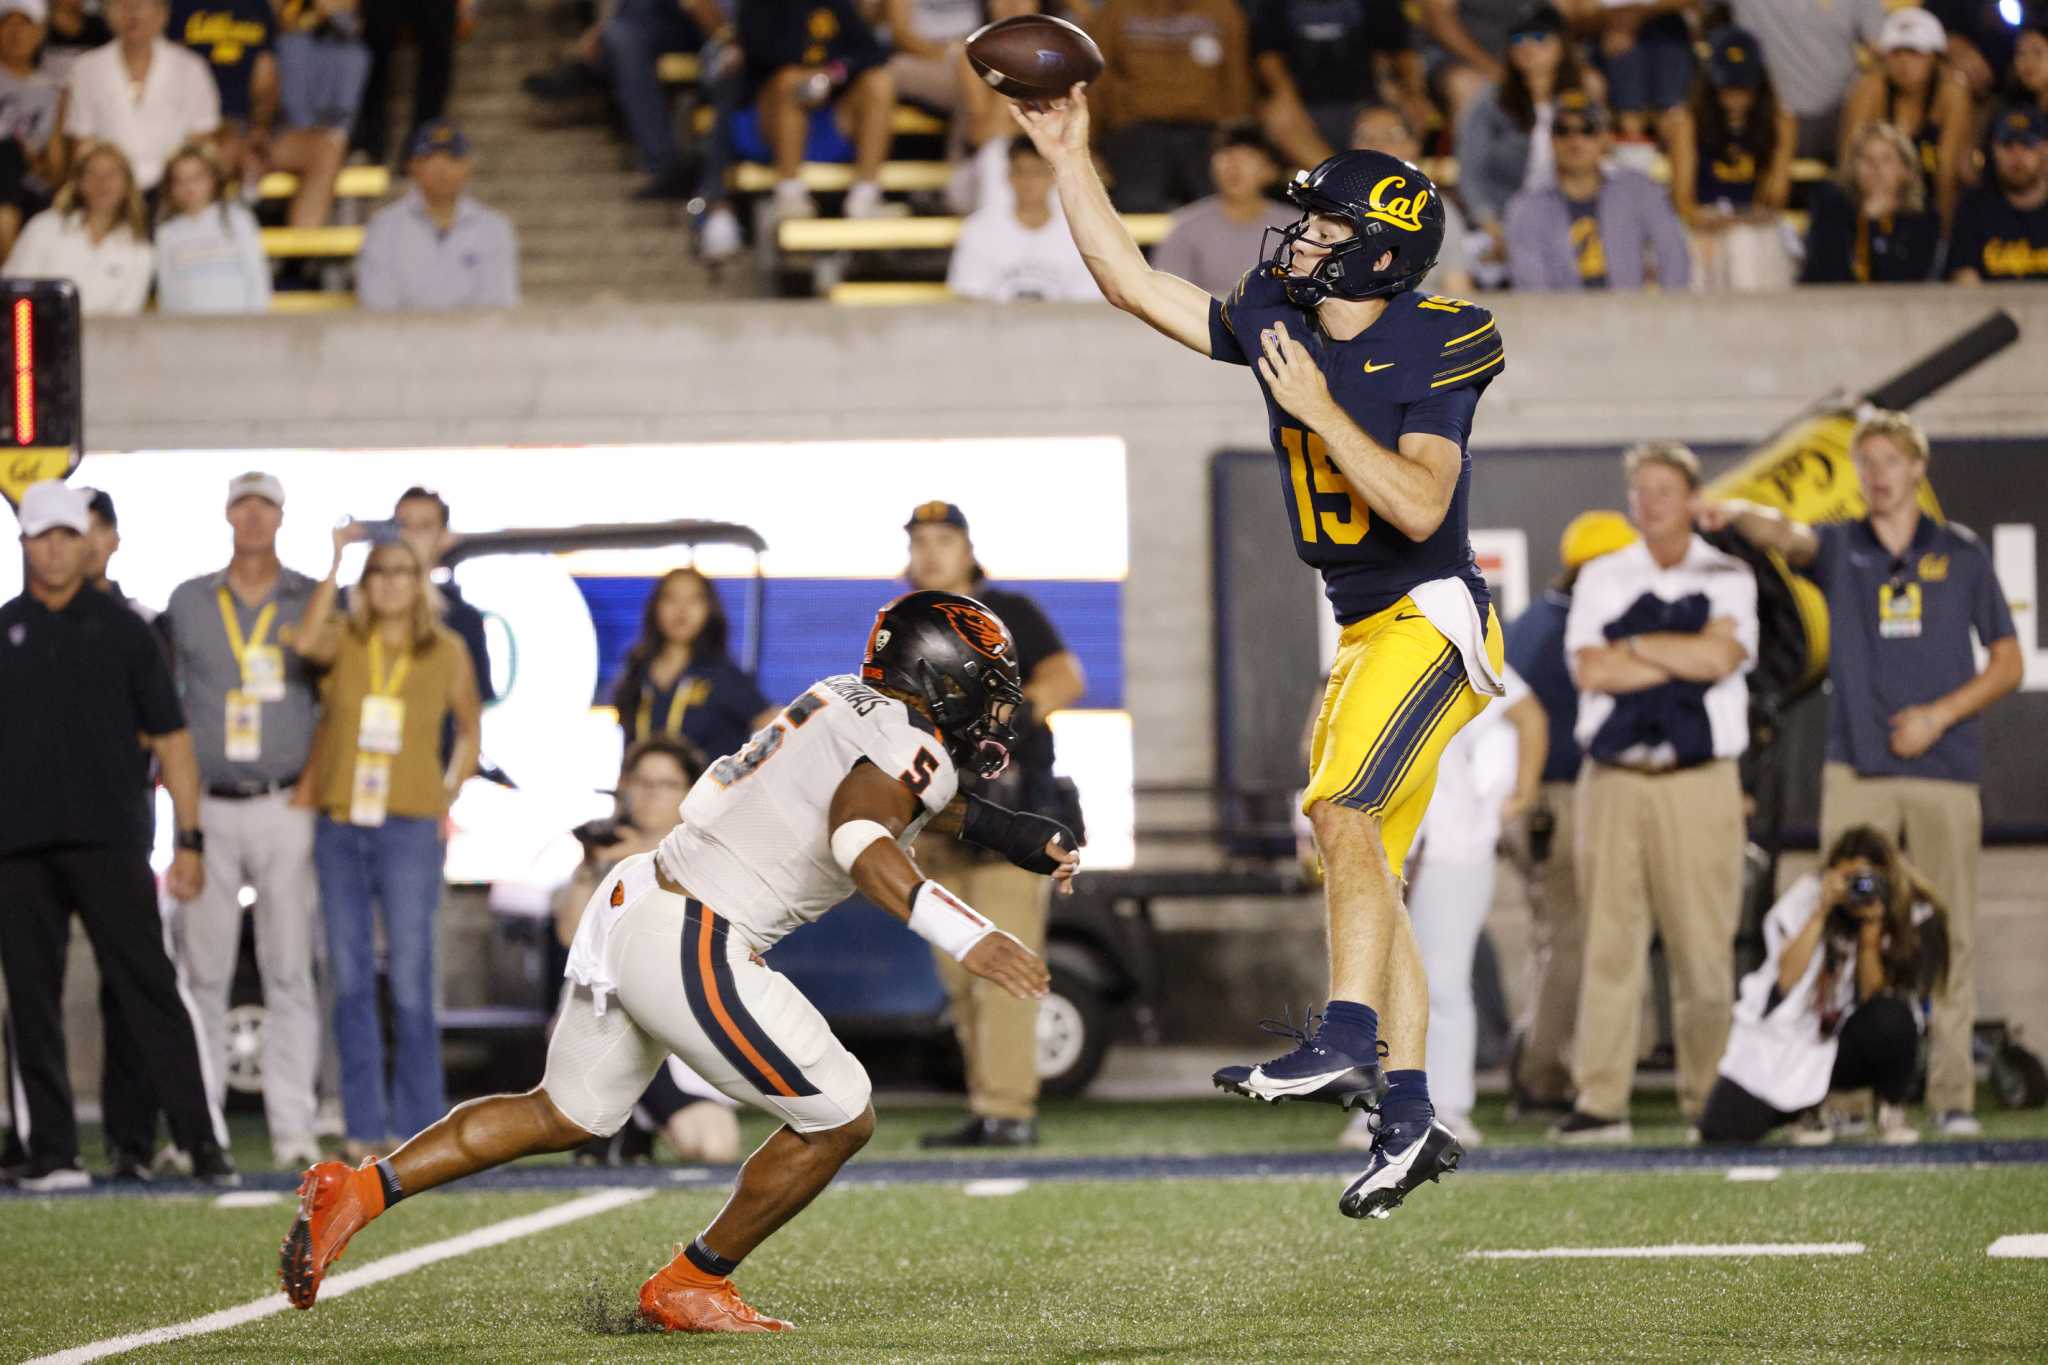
[{"x1": 295, "y1": 525, "x2": 481, "y2": 1163}]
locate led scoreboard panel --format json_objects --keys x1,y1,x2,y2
[{"x1": 0, "y1": 279, "x2": 84, "y2": 507}]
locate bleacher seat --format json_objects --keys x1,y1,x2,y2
[{"x1": 257, "y1": 165, "x2": 391, "y2": 202}]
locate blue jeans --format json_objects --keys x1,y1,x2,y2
[
  {"x1": 315, "y1": 815, "x2": 447, "y2": 1142},
  {"x1": 600, "y1": 0, "x2": 704, "y2": 178}
]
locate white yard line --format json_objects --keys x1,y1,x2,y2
[
  {"x1": 962, "y1": 1178, "x2": 1030, "y2": 1197},
  {"x1": 27, "y1": 1188, "x2": 652, "y2": 1365},
  {"x1": 1468, "y1": 1242, "x2": 1866, "y2": 1261},
  {"x1": 1726, "y1": 1166, "x2": 1782, "y2": 1183},
  {"x1": 1987, "y1": 1234, "x2": 2048, "y2": 1259}
]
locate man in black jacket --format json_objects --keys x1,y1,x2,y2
[{"x1": 0, "y1": 481, "x2": 236, "y2": 1190}]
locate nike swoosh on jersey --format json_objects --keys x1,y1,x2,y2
[{"x1": 1362, "y1": 360, "x2": 1396, "y2": 374}]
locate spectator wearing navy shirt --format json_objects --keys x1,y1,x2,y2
[
  {"x1": 1249, "y1": 0, "x2": 1423, "y2": 169},
  {"x1": 1801, "y1": 120, "x2": 1939, "y2": 285},
  {"x1": 610, "y1": 567, "x2": 773, "y2": 762},
  {"x1": 168, "y1": 0, "x2": 274, "y2": 180},
  {"x1": 1697, "y1": 409, "x2": 2023, "y2": 1138},
  {"x1": 356, "y1": 119, "x2": 519, "y2": 311},
  {"x1": 1501, "y1": 508, "x2": 1636, "y2": 1117},
  {"x1": 1949, "y1": 107, "x2": 2048, "y2": 283}
]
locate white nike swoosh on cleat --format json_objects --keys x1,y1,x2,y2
[{"x1": 1243, "y1": 1066, "x2": 1358, "y2": 1097}]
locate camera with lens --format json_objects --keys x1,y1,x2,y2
[{"x1": 1829, "y1": 869, "x2": 1890, "y2": 935}]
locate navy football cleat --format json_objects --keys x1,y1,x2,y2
[
  {"x1": 1212, "y1": 1011, "x2": 1389, "y2": 1111},
  {"x1": 1338, "y1": 1117, "x2": 1463, "y2": 1221}
]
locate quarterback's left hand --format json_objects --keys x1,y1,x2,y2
[
  {"x1": 1256, "y1": 321, "x2": 1335, "y2": 428},
  {"x1": 1047, "y1": 837, "x2": 1080, "y2": 896}
]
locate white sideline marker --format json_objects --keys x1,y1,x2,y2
[
  {"x1": 962, "y1": 1178, "x2": 1030, "y2": 1198},
  {"x1": 1987, "y1": 1234, "x2": 2048, "y2": 1259},
  {"x1": 1726, "y1": 1166, "x2": 1782, "y2": 1183},
  {"x1": 1468, "y1": 1242, "x2": 1865, "y2": 1261},
  {"x1": 27, "y1": 1188, "x2": 652, "y2": 1365},
  {"x1": 212, "y1": 1191, "x2": 286, "y2": 1209}
]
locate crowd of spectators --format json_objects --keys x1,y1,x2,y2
[
  {"x1": 541, "y1": 0, "x2": 2040, "y2": 289},
  {"x1": 0, "y1": 0, "x2": 514, "y2": 312}
]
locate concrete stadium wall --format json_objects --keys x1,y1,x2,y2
[{"x1": 57, "y1": 287, "x2": 2048, "y2": 1074}]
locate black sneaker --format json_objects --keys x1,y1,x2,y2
[
  {"x1": 7, "y1": 1155, "x2": 90, "y2": 1192},
  {"x1": 107, "y1": 1147, "x2": 154, "y2": 1183},
  {"x1": 572, "y1": 1121, "x2": 656, "y2": 1167},
  {"x1": 1212, "y1": 1010, "x2": 1389, "y2": 1111},
  {"x1": 918, "y1": 1117, "x2": 1038, "y2": 1149},
  {"x1": 189, "y1": 1143, "x2": 242, "y2": 1189},
  {"x1": 1547, "y1": 1110, "x2": 1633, "y2": 1145},
  {"x1": 1338, "y1": 1118, "x2": 1463, "y2": 1221}
]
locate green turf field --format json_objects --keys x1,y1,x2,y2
[{"x1": 4, "y1": 1095, "x2": 2046, "y2": 1362}]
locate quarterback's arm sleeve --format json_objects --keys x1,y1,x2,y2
[
  {"x1": 1207, "y1": 293, "x2": 1250, "y2": 366},
  {"x1": 1398, "y1": 385, "x2": 1481, "y2": 446}
]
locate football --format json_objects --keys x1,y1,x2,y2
[{"x1": 964, "y1": 14, "x2": 1104, "y2": 104}]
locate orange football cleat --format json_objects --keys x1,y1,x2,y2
[
  {"x1": 280, "y1": 1160, "x2": 386, "y2": 1309},
  {"x1": 638, "y1": 1259, "x2": 794, "y2": 1333}
]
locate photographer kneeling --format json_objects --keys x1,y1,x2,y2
[
  {"x1": 552, "y1": 736, "x2": 741, "y2": 1166},
  {"x1": 1701, "y1": 825, "x2": 1949, "y2": 1146}
]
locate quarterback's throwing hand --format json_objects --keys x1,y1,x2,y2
[
  {"x1": 1009, "y1": 84, "x2": 1091, "y2": 165},
  {"x1": 1256, "y1": 321, "x2": 1333, "y2": 426},
  {"x1": 964, "y1": 930, "x2": 1052, "y2": 1001}
]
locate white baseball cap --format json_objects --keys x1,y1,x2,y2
[
  {"x1": 1880, "y1": 7, "x2": 1946, "y2": 54},
  {"x1": 226, "y1": 470, "x2": 286, "y2": 508},
  {"x1": 16, "y1": 479, "x2": 89, "y2": 537},
  {"x1": 0, "y1": 0, "x2": 49, "y2": 23}
]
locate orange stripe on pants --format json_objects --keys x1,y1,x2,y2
[{"x1": 696, "y1": 907, "x2": 800, "y2": 1099}]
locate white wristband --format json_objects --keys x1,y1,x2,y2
[
  {"x1": 830, "y1": 818, "x2": 895, "y2": 874},
  {"x1": 908, "y1": 880, "x2": 996, "y2": 961}
]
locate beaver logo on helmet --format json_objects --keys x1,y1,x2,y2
[
  {"x1": 934, "y1": 602, "x2": 1011, "y2": 661},
  {"x1": 861, "y1": 589, "x2": 1025, "y2": 779}
]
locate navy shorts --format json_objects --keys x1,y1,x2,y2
[{"x1": 1604, "y1": 20, "x2": 1694, "y2": 114}]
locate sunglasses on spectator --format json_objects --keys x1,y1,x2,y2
[{"x1": 1556, "y1": 120, "x2": 1600, "y2": 138}]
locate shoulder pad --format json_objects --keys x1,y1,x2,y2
[{"x1": 1399, "y1": 293, "x2": 1505, "y2": 400}]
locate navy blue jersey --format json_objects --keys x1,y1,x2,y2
[{"x1": 1208, "y1": 267, "x2": 1504, "y2": 624}]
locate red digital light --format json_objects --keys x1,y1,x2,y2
[{"x1": 12, "y1": 296, "x2": 32, "y2": 446}]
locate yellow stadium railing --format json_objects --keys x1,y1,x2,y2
[
  {"x1": 260, "y1": 226, "x2": 366, "y2": 258},
  {"x1": 779, "y1": 212, "x2": 1170, "y2": 253},
  {"x1": 257, "y1": 165, "x2": 392, "y2": 201}
]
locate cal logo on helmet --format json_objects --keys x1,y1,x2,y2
[
  {"x1": 934, "y1": 602, "x2": 1010, "y2": 660},
  {"x1": 1365, "y1": 175, "x2": 1430, "y2": 233}
]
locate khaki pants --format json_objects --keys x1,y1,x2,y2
[
  {"x1": 1819, "y1": 762, "x2": 1981, "y2": 1114},
  {"x1": 1571, "y1": 760, "x2": 1744, "y2": 1121},
  {"x1": 174, "y1": 792, "x2": 321, "y2": 1150},
  {"x1": 1512, "y1": 778, "x2": 1584, "y2": 1102},
  {"x1": 917, "y1": 835, "x2": 1047, "y2": 1121}
]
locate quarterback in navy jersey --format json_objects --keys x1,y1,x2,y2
[{"x1": 1015, "y1": 85, "x2": 1508, "y2": 1222}]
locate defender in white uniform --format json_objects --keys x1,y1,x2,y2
[{"x1": 281, "y1": 591, "x2": 1079, "y2": 1334}]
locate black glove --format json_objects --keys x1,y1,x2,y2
[{"x1": 961, "y1": 794, "x2": 1074, "y2": 875}]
